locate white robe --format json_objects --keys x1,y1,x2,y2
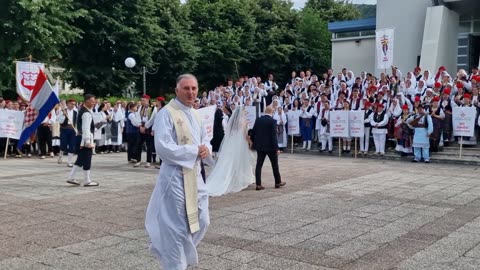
[{"x1": 145, "y1": 99, "x2": 211, "y2": 270}]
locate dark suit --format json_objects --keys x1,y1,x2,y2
[{"x1": 251, "y1": 115, "x2": 281, "y2": 186}]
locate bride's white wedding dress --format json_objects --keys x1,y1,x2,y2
[{"x1": 206, "y1": 106, "x2": 255, "y2": 197}]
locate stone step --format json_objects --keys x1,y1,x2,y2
[{"x1": 286, "y1": 143, "x2": 480, "y2": 166}]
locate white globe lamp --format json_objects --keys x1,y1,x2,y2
[{"x1": 124, "y1": 57, "x2": 136, "y2": 68}]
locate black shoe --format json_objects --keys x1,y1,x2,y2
[
  {"x1": 256, "y1": 185, "x2": 265, "y2": 191},
  {"x1": 275, "y1": 182, "x2": 286, "y2": 188},
  {"x1": 328, "y1": 151, "x2": 332, "y2": 154},
  {"x1": 412, "y1": 159, "x2": 419, "y2": 162}
]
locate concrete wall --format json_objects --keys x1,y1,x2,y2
[
  {"x1": 331, "y1": 37, "x2": 376, "y2": 77},
  {"x1": 376, "y1": 0, "x2": 432, "y2": 76},
  {"x1": 419, "y1": 6, "x2": 459, "y2": 74}
]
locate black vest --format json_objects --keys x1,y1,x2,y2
[
  {"x1": 364, "y1": 110, "x2": 373, "y2": 127},
  {"x1": 77, "y1": 106, "x2": 95, "y2": 136},
  {"x1": 373, "y1": 111, "x2": 387, "y2": 129},
  {"x1": 61, "y1": 110, "x2": 77, "y2": 128}
]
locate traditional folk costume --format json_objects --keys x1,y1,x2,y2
[
  {"x1": 394, "y1": 105, "x2": 413, "y2": 156},
  {"x1": 408, "y1": 105, "x2": 434, "y2": 163},
  {"x1": 66, "y1": 105, "x2": 99, "y2": 186},
  {"x1": 145, "y1": 99, "x2": 211, "y2": 270},
  {"x1": 369, "y1": 103, "x2": 389, "y2": 155},
  {"x1": 318, "y1": 106, "x2": 332, "y2": 152},
  {"x1": 57, "y1": 103, "x2": 78, "y2": 166},
  {"x1": 360, "y1": 103, "x2": 373, "y2": 154}
]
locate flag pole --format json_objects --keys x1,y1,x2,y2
[
  {"x1": 339, "y1": 139, "x2": 341, "y2": 157},
  {"x1": 4, "y1": 137, "x2": 9, "y2": 159}
]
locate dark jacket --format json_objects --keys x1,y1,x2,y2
[
  {"x1": 210, "y1": 108, "x2": 224, "y2": 152},
  {"x1": 250, "y1": 115, "x2": 278, "y2": 152}
]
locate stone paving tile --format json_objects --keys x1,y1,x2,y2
[{"x1": 2, "y1": 153, "x2": 480, "y2": 269}]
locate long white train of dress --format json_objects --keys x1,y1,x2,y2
[{"x1": 206, "y1": 129, "x2": 255, "y2": 197}]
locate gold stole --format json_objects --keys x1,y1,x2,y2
[{"x1": 165, "y1": 101, "x2": 201, "y2": 233}]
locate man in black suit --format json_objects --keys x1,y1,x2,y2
[{"x1": 250, "y1": 106, "x2": 285, "y2": 190}]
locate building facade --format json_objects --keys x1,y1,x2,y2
[{"x1": 328, "y1": 0, "x2": 480, "y2": 78}]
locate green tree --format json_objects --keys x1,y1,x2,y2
[
  {"x1": 294, "y1": 7, "x2": 332, "y2": 74},
  {"x1": 148, "y1": 0, "x2": 199, "y2": 96},
  {"x1": 305, "y1": 0, "x2": 361, "y2": 22},
  {"x1": 0, "y1": 0, "x2": 84, "y2": 96},
  {"x1": 243, "y1": 0, "x2": 300, "y2": 84},
  {"x1": 186, "y1": 0, "x2": 257, "y2": 88},
  {"x1": 62, "y1": 0, "x2": 164, "y2": 97}
]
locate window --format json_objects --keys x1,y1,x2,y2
[
  {"x1": 459, "y1": 21, "x2": 471, "y2": 33},
  {"x1": 334, "y1": 30, "x2": 375, "y2": 39}
]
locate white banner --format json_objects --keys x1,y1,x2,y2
[
  {"x1": 0, "y1": 110, "x2": 25, "y2": 139},
  {"x1": 244, "y1": 106, "x2": 257, "y2": 129},
  {"x1": 376, "y1": 28, "x2": 394, "y2": 70},
  {"x1": 452, "y1": 107, "x2": 476, "y2": 137},
  {"x1": 287, "y1": 110, "x2": 301, "y2": 135},
  {"x1": 16, "y1": 61, "x2": 45, "y2": 102},
  {"x1": 197, "y1": 105, "x2": 216, "y2": 142},
  {"x1": 349, "y1": 110, "x2": 365, "y2": 138},
  {"x1": 330, "y1": 111, "x2": 350, "y2": 137}
]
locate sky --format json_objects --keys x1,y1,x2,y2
[{"x1": 292, "y1": 0, "x2": 377, "y2": 9}]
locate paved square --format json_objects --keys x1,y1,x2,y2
[{"x1": 1, "y1": 153, "x2": 480, "y2": 269}]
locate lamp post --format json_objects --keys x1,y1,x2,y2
[{"x1": 124, "y1": 57, "x2": 157, "y2": 96}]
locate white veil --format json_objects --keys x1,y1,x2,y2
[
  {"x1": 206, "y1": 105, "x2": 255, "y2": 196},
  {"x1": 224, "y1": 106, "x2": 245, "y2": 135}
]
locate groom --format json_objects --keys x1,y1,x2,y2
[{"x1": 250, "y1": 106, "x2": 285, "y2": 191}]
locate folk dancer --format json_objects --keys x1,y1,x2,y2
[
  {"x1": 369, "y1": 103, "x2": 389, "y2": 155},
  {"x1": 407, "y1": 104, "x2": 433, "y2": 163},
  {"x1": 57, "y1": 99, "x2": 78, "y2": 167},
  {"x1": 360, "y1": 101, "x2": 373, "y2": 155},
  {"x1": 318, "y1": 101, "x2": 333, "y2": 153},
  {"x1": 66, "y1": 94, "x2": 99, "y2": 187},
  {"x1": 299, "y1": 98, "x2": 314, "y2": 150}
]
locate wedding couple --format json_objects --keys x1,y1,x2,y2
[{"x1": 206, "y1": 106, "x2": 285, "y2": 196}]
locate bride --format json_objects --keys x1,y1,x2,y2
[{"x1": 206, "y1": 106, "x2": 255, "y2": 196}]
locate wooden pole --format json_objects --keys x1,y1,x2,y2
[
  {"x1": 355, "y1": 137, "x2": 357, "y2": 159},
  {"x1": 460, "y1": 136, "x2": 463, "y2": 159},
  {"x1": 338, "y1": 138, "x2": 341, "y2": 157},
  {"x1": 291, "y1": 135, "x2": 293, "y2": 154},
  {"x1": 4, "y1": 137, "x2": 9, "y2": 159}
]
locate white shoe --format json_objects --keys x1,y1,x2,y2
[
  {"x1": 49, "y1": 152, "x2": 54, "y2": 157},
  {"x1": 129, "y1": 159, "x2": 137, "y2": 163},
  {"x1": 67, "y1": 163, "x2": 74, "y2": 167},
  {"x1": 145, "y1": 163, "x2": 151, "y2": 168},
  {"x1": 40, "y1": 156, "x2": 46, "y2": 159},
  {"x1": 27, "y1": 154, "x2": 32, "y2": 158},
  {"x1": 57, "y1": 157, "x2": 63, "y2": 164},
  {"x1": 155, "y1": 165, "x2": 160, "y2": 169},
  {"x1": 133, "y1": 162, "x2": 141, "y2": 167}
]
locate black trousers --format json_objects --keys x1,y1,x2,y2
[
  {"x1": 37, "y1": 125, "x2": 52, "y2": 156},
  {"x1": 127, "y1": 132, "x2": 140, "y2": 161},
  {"x1": 74, "y1": 136, "x2": 92, "y2": 170},
  {"x1": 255, "y1": 150, "x2": 281, "y2": 186},
  {"x1": 139, "y1": 133, "x2": 154, "y2": 163}
]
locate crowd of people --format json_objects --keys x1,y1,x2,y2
[
  {"x1": 1, "y1": 65, "x2": 480, "y2": 165},
  {"x1": 200, "y1": 65, "x2": 480, "y2": 163}
]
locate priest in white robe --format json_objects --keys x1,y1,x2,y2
[{"x1": 145, "y1": 74, "x2": 213, "y2": 270}]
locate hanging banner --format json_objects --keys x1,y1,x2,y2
[
  {"x1": 286, "y1": 110, "x2": 301, "y2": 135},
  {"x1": 349, "y1": 110, "x2": 365, "y2": 138},
  {"x1": 452, "y1": 107, "x2": 476, "y2": 137},
  {"x1": 0, "y1": 110, "x2": 25, "y2": 139},
  {"x1": 244, "y1": 106, "x2": 257, "y2": 129},
  {"x1": 376, "y1": 28, "x2": 394, "y2": 70},
  {"x1": 16, "y1": 61, "x2": 45, "y2": 102},
  {"x1": 197, "y1": 105, "x2": 216, "y2": 142},
  {"x1": 330, "y1": 111, "x2": 349, "y2": 137}
]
